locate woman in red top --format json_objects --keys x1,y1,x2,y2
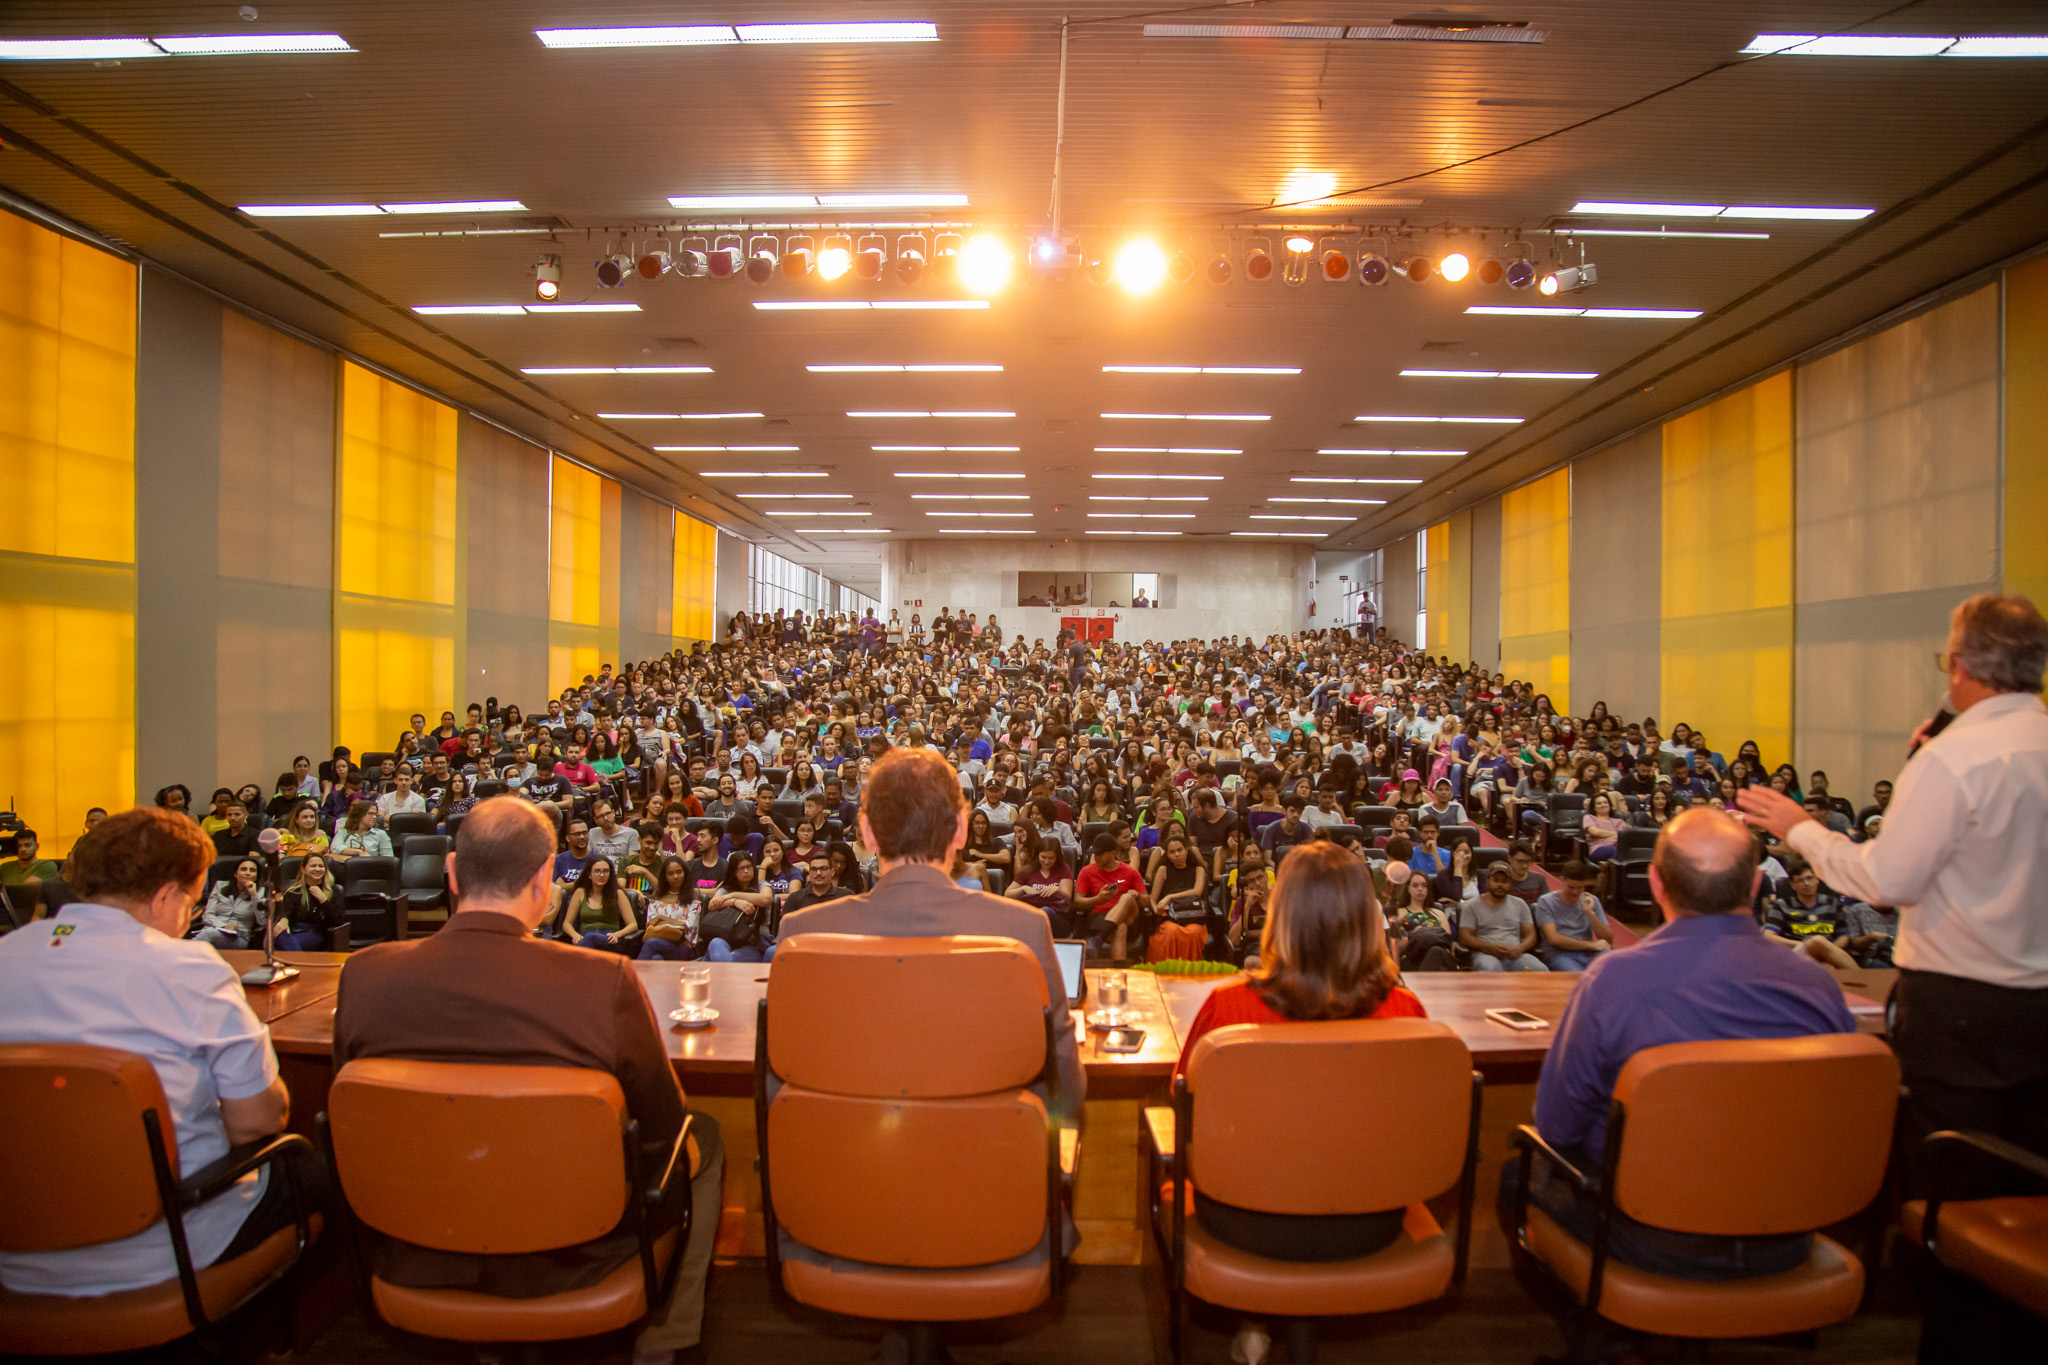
[{"x1": 1174, "y1": 840, "x2": 1426, "y2": 1278}]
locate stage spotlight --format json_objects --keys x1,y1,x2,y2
[
  {"x1": 1031, "y1": 230, "x2": 1081, "y2": 271},
  {"x1": 745, "y1": 234, "x2": 778, "y2": 285},
  {"x1": 675, "y1": 236, "x2": 709, "y2": 278},
  {"x1": 1285, "y1": 235, "x2": 1314, "y2": 255},
  {"x1": 1205, "y1": 255, "x2": 1232, "y2": 284},
  {"x1": 781, "y1": 233, "x2": 815, "y2": 280},
  {"x1": 1086, "y1": 256, "x2": 1115, "y2": 286},
  {"x1": 1439, "y1": 251, "x2": 1471, "y2": 283},
  {"x1": 932, "y1": 232, "x2": 963, "y2": 285},
  {"x1": 1504, "y1": 258, "x2": 1537, "y2": 290},
  {"x1": 959, "y1": 232, "x2": 1014, "y2": 295},
  {"x1": 1168, "y1": 251, "x2": 1196, "y2": 285},
  {"x1": 1357, "y1": 252, "x2": 1390, "y2": 286},
  {"x1": 1244, "y1": 248, "x2": 1274, "y2": 282},
  {"x1": 708, "y1": 235, "x2": 743, "y2": 278},
  {"x1": 1539, "y1": 262, "x2": 1598, "y2": 295},
  {"x1": 533, "y1": 254, "x2": 562, "y2": 301},
  {"x1": 818, "y1": 234, "x2": 853, "y2": 281},
  {"x1": 895, "y1": 233, "x2": 927, "y2": 284},
  {"x1": 637, "y1": 238, "x2": 671, "y2": 280},
  {"x1": 1320, "y1": 249, "x2": 1350, "y2": 282},
  {"x1": 595, "y1": 242, "x2": 632, "y2": 287},
  {"x1": 854, "y1": 234, "x2": 886, "y2": 281},
  {"x1": 1114, "y1": 238, "x2": 1168, "y2": 294},
  {"x1": 1475, "y1": 255, "x2": 1505, "y2": 285},
  {"x1": 1400, "y1": 255, "x2": 1434, "y2": 283}
]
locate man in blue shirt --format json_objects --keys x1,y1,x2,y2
[{"x1": 1506, "y1": 808, "x2": 1856, "y2": 1287}]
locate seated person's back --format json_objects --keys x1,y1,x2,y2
[{"x1": 0, "y1": 810, "x2": 293, "y2": 1297}]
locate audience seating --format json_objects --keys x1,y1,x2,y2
[
  {"x1": 1611, "y1": 828, "x2": 1660, "y2": 917},
  {"x1": 1509, "y1": 1034, "x2": 1898, "y2": 1344},
  {"x1": 0, "y1": 1043, "x2": 319, "y2": 1354},
  {"x1": 1536, "y1": 793, "x2": 1586, "y2": 864},
  {"x1": 1352, "y1": 805, "x2": 1397, "y2": 830},
  {"x1": 1078, "y1": 820, "x2": 1115, "y2": 852},
  {"x1": 1325, "y1": 823, "x2": 1364, "y2": 848},
  {"x1": 397, "y1": 835, "x2": 451, "y2": 931},
  {"x1": 0, "y1": 883, "x2": 37, "y2": 930},
  {"x1": 472, "y1": 779, "x2": 508, "y2": 800},
  {"x1": 384, "y1": 812, "x2": 437, "y2": 849},
  {"x1": 1902, "y1": 1129, "x2": 2048, "y2": 1319},
  {"x1": 338, "y1": 856, "x2": 408, "y2": 947},
  {"x1": 322, "y1": 1058, "x2": 687, "y2": 1344},
  {"x1": 1145, "y1": 1018, "x2": 1481, "y2": 1364},
  {"x1": 755, "y1": 934, "x2": 1075, "y2": 1364},
  {"x1": 444, "y1": 812, "x2": 467, "y2": 844}
]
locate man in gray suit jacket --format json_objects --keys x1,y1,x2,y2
[{"x1": 778, "y1": 746, "x2": 1085, "y2": 1121}]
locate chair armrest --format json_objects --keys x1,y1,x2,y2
[
  {"x1": 177, "y1": 1132, "x2": 314, "y2": 1209},
  {"x1": 331, "y1": 922, "x2": 351, "y2": 953},
  {"x1": 1925, "y1": 1129, "x2": 2048, "y2": 1190},
  {"x1": 1058, "y1": 1125, "x2": 1080, "y2": 1182},
  {"x1": 1143, "y1": 1106, "x2": 1176, "y2": 1166},
  {"x1": 649, "y1": 1113, "x2": 694, "y2": 1208},
  {"x1": 1510, "y1": 1124, "x2": 1593, "y2": 1196}
]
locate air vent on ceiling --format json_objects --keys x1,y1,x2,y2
[
  {"x1": 1419, "y1": 340, "x2": 1470, "y2": 354},
  {"x1": 761, "y1": 418, "x2": 793, "y2": 427},
  {"x1": 654, "y1": 336, "x2": 701, "y2": 350}
]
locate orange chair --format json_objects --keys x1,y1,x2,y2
[
  {"x1": 1509, "y1": 1034, "x2": 1899, "y2": 1346},
  {"x1": 321, "y1": 1059, "x2": 689, "y2": 1344},
  {"x1": 755, "y1": 934, "x2": 1077, "y2": 1364},
  {"x1": 1902, "y1": 1129, "x2": 2048, "y2": 1319},
  {"x1": 1145, "y1": 1018, "x2": 1483, "y2": 1364},
  {"x1": 0, "y1": 1042, "x2": 319, "y2": 1355}
]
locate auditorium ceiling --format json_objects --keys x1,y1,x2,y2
[{"x1": 3, "y1": 1, "x2": 2046, "y2": 593}]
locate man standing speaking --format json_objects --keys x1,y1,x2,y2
[{"x1": 1738, "y1": 592, "x2": 2048, "y2": 1191}]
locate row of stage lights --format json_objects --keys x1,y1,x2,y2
[{"x1": 531, "y1": 230, "x2": 1595, "y2": 300}]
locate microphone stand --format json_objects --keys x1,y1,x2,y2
[{"x1": 239, "y1": 846, "x2": 300, "y2": 987}]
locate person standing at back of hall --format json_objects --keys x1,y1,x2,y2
[{"x1": 1739, "y1": 591, "x2": 2048, "y2": 1194}]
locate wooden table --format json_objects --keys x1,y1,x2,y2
[{"x1": 220, "y1": 951, "x2": 345, "y2": 1024}]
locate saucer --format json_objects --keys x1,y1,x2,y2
[{"x1": 669, "y1": 1007, "x2": 719, "y2": 1029}]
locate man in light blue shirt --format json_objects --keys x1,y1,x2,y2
[{"x1": 1531, "y1": 860, "x2": 1614, "y2": 970}]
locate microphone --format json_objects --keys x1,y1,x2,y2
[
  {"x1": 240, "y1": 827, "x2": 301, "y2": 987},
  {"x1": 1909, "y1": 702, "x2": 1957, "y2": 758}
]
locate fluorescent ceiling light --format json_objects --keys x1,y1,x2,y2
[
  {"x1": 656, "y1": 447, "x2": 801, "y2": 453},
  {"x1": 848, "y1": 410, "x2": 1012, "y2": 418},
  {"x1": 1101, "y1": 365, "x2": 1300, "y2": 375},
  {"x1": 412, "y1": 304, "x2": 527, "y2": 316},
  {"x1": 767, "y1": 510, "x2": 872, "y2": 517},
  {"x1": 1567, "y1": 228, "x2": 1771, "y2": 240},
  {"x1": 910, "y1": 494, "x2": 1030, "y2": 500},
  {"x1": 1466, "y1": 305, "x2": 1702, "y2": 319},
  {"x1": 382, "y1": 200, "x2": 527, "y2": 214},
  {"x1": 1318, "y1": 454, "x2": 1466, "y2": 464},
  {"x1": 1086, "y1": 512, "x2": 1195, "y2": 519},
  {"x1": 698, "y1": 469, "x2": 826, "y2": 476},
  {"x1": 597, "y1": 411, "x2": 763, "y2": 420},
  {"x1": 1093, "y1": 447, "x2": 1243, "y2": 455},
  {"x1": 735, "y1": 492, "x2": 851, "y2": 499},
  {"x1": 0, "y1": 38, "x2": 166, "y2": 60},
  {"x1": 524, "y1": 366, "x2": 712, "y2": 375},
  {"x1": 1088, "y1": 495, "x2": 1210, "y2": 502},
  {"x1": 150, "y1": 33, "x2": 354, "y2": 54},
  {"x1": 1093, "y1": 473, "x2": 1224, "y2": 481},
  {"x1": 672, "y1": 192, "x2": 964, "y2": 210},
  {"x1": 874, "y1": 446, "x2": 1021, "y2": 452},
  {"x1": 940, "y1": 528, "x2": 1033, "y2": 534},
  {"x1": 1400, "y1": 369, "x2": 1597, "y2": 380},
  {"x1": 1292, "y1": 476, "x2": 1422, "y2": 485},
  {"x1": 1355, "y1": 414, "x2": 1521, "y2": 424},
  {"x1": 894, "y1": 471, "x2": 1026, "y2": 479},
  {"x1": 752, "y1": 299, "x2": 988, "y2": 311},
  {"x1": 1271, "y1": 497, "x2": 1386, "y2": 505},
  {"x1": 1102, "y1": 412, "x2": 1270, "y2": 421},
  {"x1": 538, "y1": 26, "x2": 736, "y2": 48},
  {"x1": 807, "y1": 364, "x2": 1001, "y2": 373},
  {"x1": 925, "y1": 511, "x2": 1032, "y2": 518},
  {"x1": 1572, "y1": 200, "x2": 1872, "y2": 221},
  {"x1": 807, "y1": 528, "x2": 893, "y2": 534},
  {"x1": 1252, "y1": 514, "x2": 1354, "y2": 522},
  {"x1": 1742, "y1": 34, "x2": 2047, "y2": 57},
  {"x1": 736, "y1": 23, "x2": 938, "y2": 44},
  {"x1": 241, "y1": 203, "x2": 382, "y2": 217},
  {"x1": 523, "y1": 303, "x2": 642, "y2": 313},
  {"x1": 1232, "y1": 531, "x2": 1326, "y2": 537},
  {"x1": 1087, "y1": 530, "x2": 1182, "y2": 535}
]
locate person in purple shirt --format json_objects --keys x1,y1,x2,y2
[{"x1": 1505, "y1": 808, "x2": 1856, "y2": 1293}]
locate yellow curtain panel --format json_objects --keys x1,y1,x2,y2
[
  {"x1": 0, "y1": 211, "x2": 137, "y2": 850},
  {"x1": 2006, "y1": 254, "x2": 2048, "y2": 614},
  {"x1": 549, "y1": 455, "x2": 620, "y2": 693},
  {"x1": 335, "y1": 362, "x2": 459, "y2": 755},
  {"x1": 1661, "y1": 370, "x2": 1794, "y2": 769},
  {"x1": 1499, "y1": 469, "x2": 1571, "y2": 712},
  {"x1": 672, "y1": 511, "x2": 717, "y2": 645}
]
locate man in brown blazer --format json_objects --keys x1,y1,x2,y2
[
  {"x1": 777, "y1": 746, "x2": 1085, "y2": 1120},
  {"x1": 333, "y1": 798, "x2": 721, "y2": 1365}
]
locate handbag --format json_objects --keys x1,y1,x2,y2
[{"x1": 701, "y1": 900, "x2": 758, "y2": 948}]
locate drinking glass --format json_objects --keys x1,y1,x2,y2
[
  {"x1": 1097, "y1": 969, "x2": 1128, "y2": 1028},
  {"x1": 679, "y1": 962, "x2": 712, "y2": 1018}
]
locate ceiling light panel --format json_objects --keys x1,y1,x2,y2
[
  {"x1": 872, "y1": 445, "x2": 1020, "y2": 452},
  {"x1": 1743, "y1": 34, "x2": 2048, "y2": 58},
  {"x1": 894, "y1": 471, "x2": 1026, "y2": 479},
  {"x1": 1085, "y1": 512, "x2": 1195, "y2": 519},
  {"x1": 596, "y1": 411, "x2": 764, "y2": 419},
  {"x1": 656, "y1": 446, "x2": 799, "y2": 453},
  {"x1": 698, "y1": 469, "x2": 825, "y2": 476},
  {"x1": 1088, "y1": 495, "x2": 1210, "y2": 502},
  {"x1": 1399, "y1": 370, "x2": 1597, "y2": 380},
  {"x1": 1251, "y1": 514, "x2": 1355, "y2": 522},
  {"x1": 753, "y1": 300, "x2": 988, "y2": 310},
  {"x1": 1571, "y1": 200, "x2": 1873, "y2": 220},
  {"x1": 1086, "y1": 530, "x2": 1182, "y2": 535},
  {"x1": 1094, "y1": 447, "x2": 1243, "y2": 455},
  {"x1": 413, "y1": 303, "x2": 641, "y2": 315},
  {"x1": 1101, "y1": 412, "x2": 1270, "y2": 421},
  {"x1": 672, "y1": 192, "x2": 964, "y2": 209},
  {"x1": 1465, "y1": 306, "x2": 1703, "y2": 319},
  {"x1": 540, "y1": 23, "x2": 937, "y2": 48},
  {"x1": 1319, "y1": 447, "x2": 1467, "y2": 456},
  {"x1": 909, "y1": 494, "x2": 1030, "y2": 500},
  {"x1": 1233, "y1": 531, "x2": 1327, "y2": 537},
  {"x1": 734, "y1": 492, "x2": 851, "y2": 499},
  {"x1": 766, "y1": 510, "x2": 873, "y2": 517},
  {"x1": 524, "y1": 366, "x2": 711, "y2": 375},
  {"x1": 939, "y1": 528, "x2": 1033, "y2": 534},
  {"x1": 848, "y1": 410, "x2": 1013, "y2": 418},
  {"x1": 1292, "y1": 476, "x2": 1422, "y2": 484},
  {"x1": 1093, "y1": 473, "x2": 1224, "y2": 481},
  {"x1": 0, "y1": 35, "x2": 353, "y2": 59},
  {"x1": 807, "y1": 364, "x2": 1002, "y2": 372},
  {"x1": 1355, "y1": 414, "x2": 1521, "y2": 424},
  {"x1": 1271, "y1": 497, "x2": 1387, "y2": 505},
  {"x1": 1101, "y1": 366, "x2": 1301, "y2": 375}
]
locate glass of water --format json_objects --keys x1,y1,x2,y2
[
  {"x1": 1097, "y1": 969, "x2": 1128, "y2": 1028},
  {"x1": 679, "y1": 962, "x2": 712, "y2": 1019}
]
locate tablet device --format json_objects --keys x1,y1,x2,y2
[{"x1": 1053, "y1": 940, "x2": 1087, "y2": 1005}]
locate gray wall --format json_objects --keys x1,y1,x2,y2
[
  {"x1": 714, "y1": 530, "x2": 750, "y2": 638},
  {"x1": 1469, "y1": 498, "x2": 1502, "y2": 670},
  {"x1": 620, "y1": 487, "x2": 675, "y2": 664},
  {"x1": 1380, "y1": 532, "x2": 1418, "y2": 646},
  {"x1": 460, "y1": 416, "x2": 549, "y2": 711},
  {"x1": 1569, "y1": 429, "x2": 1663, "y2": 720}
]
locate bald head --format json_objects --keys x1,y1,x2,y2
[
  {"x1": 1651, "y1": 807, "x2": 1761, "y2": 917},
  {"x1": 452, "y1": 796, "x2": 556, "y2": 909}
]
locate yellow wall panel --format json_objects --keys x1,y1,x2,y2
[
  {"x1": 673, "y1": 512, "x2": 716, "y2": 644},
  {"x1": 1500, "y1": 469, "x2": 1571, "y2": 711},
  {"x1": 1661, "y1": 370, "x2": 1794, "y2": 768},
  {"x1": 0, "y1": 600, "x2": 134, "y2": 853},
  {"x1": 336, "y1": 621, "x2": 453, "y2": 757},
  {"x1": 337, "y1": 362, "x2": 457, "y2": 605},
  {"x1": 0, "y1": 213, "x2": 136, "y2": 564},
  {"x1": 549, "y1": 456, "x2": 620, "y2": 691},
  {"x1": 1424, "y1": 520, "x2": 1450, "y2": 655},
  {"x1": 2007, "y1": 254, "x2": 2048, "y2": 610}
]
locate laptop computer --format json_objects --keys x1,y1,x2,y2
[{"x1": 1053, "y1": 939, "x2": 1088, "y2": 1006}]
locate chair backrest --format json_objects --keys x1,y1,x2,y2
[
  {"x1": 398, "y1": 835, "x2": 450, "y2": 889},
  {"x1": 1547, "y1": 792, "x2": 1587, "y2": 831},
  {"x1": 1616, "y1": 827, "x2": 1660, "y2": 859},
  {"x1": 1, "y1": 883, "x2": 37, "y2": 928},
  {"x1": 0, "y1": 1043, "x2": 173, "y2": 1251},
  {"x1": 1437, "y1": 823, "x2": 1481, "y2": 848},
  {"x1": 340, "y1": 855, "x2": 399, "y2": 896},
  {"x1": 1078, "y1": 820, "x2": 1114, "y2": 852},
  {"x1": 1609, "y1": 1034, "x2": 1899, "y2": 1237},
  {"x1": 473, "y1": 779, "x2": 508, "y2": 800},
  {"x1": 205, "y1": 854, "x2": 249, "y2": 897},
  {"x1": 1470, "y1": 846, "x2": 1510, "y2": 875},
  {"x1": 1185, "y1": 1019, "x2": 1472, "y2": 1216},
  {"x1": 1214, "y1": 758, "x2": 1241, "y2": 779},
  {"x1": 1246, "y1": 811, "x2": 1283, "y2": 836},
  {"x1": 280, "y1": 855, "x2": 305, "y2": 887},
  {"x1": 765, "y1": 934, "x2": 1051, "y2": 1268},
  {"x1": 444, "y1": 812, "x2": 467, "y2": 844},
  {"x1": 718, "y1": 833, "x2": 765, "y2": 862},
  {"x1": 762, "y1": 767, "x2": 789, "y2": 789},
  {"x1": 328, "y1": 1058, "x2": 630, "y2": 1253},
  {"x1": 387, "y1": 811, "x2": 437, "y2": 845},
  {"x1": 1325, "y1": 824, "x2": 1364, "y2": 847},
  {"x1": 1353, "y1": 804, "x2": 1397, "y2": 829}
]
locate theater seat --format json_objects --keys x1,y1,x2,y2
[
  {"x1": 1903, "y1": 1129, "x2": 2048, "y2": 1319},
  {"x1": 323, "y1": 1059, "x2": 688, "y2": 1345},
  {"x1": 1509, "y1": 1033, "x2": 1899, "y2": 1341},
  {"x1": 758, "y1": 934, "x2": 1075, "y2": 1360},
  {"x1": 1144, "y1": 1018, "x2": 1481, "y2": 1363},
  {"x1": 0, "y1": 1043, "x2": 318, "y2": 1355}
]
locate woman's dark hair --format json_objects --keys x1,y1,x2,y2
[
  {"x1": 1249, "y1": 842, "x2": 1397, "y2": 1022},
  {"x1": 827, "y1": 840, "x2": 867, "y2": 892},
  {"x1": 720, "y1": 851, "x2": 759, "y2": 890},
  {"x1": 655, "y1": 855, "x2": 690, "y2": 897},
  {"x1": 572, "y1": 855, "x2": 626, "y2": 915}
]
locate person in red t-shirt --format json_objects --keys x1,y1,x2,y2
[
  {"x1": 1073, "y1": 834, "x2": 1149, "y2": 962},
  {"x1": 553, "y1": 742, "x2": 604, "y2": 811},
  {"x1": 1173, "y1": 839, "x2": 1426, "y2": 1365}
]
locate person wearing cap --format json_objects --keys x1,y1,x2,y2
[{"x1": 1074, "y1": 833, "x2": 1150, "y2": 962}]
